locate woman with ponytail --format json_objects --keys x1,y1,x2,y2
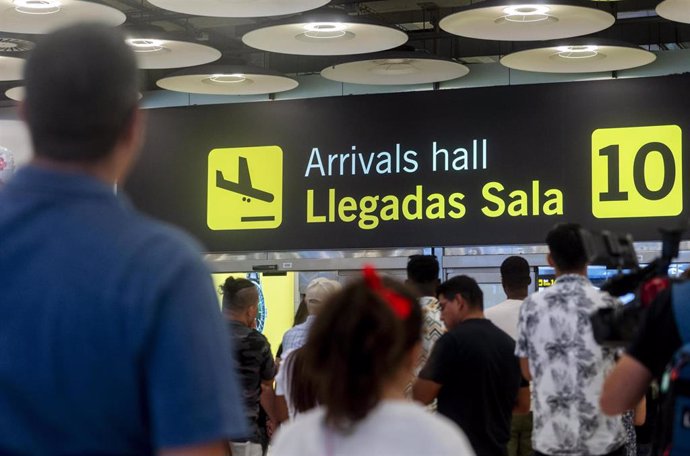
[{"x1": 271, "y1": 267, "x2": 475, "y2": 456}]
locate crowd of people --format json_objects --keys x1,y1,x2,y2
[{"x1": 0, "y1": 23, "x2": 686, "y2": 456}]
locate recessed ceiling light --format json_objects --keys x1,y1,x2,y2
[
  {"x1": 500, "y1": 40, "x2": 655, "y2": 73},
  {"x1": 157, "y1": 65, "x2": 299, "y2": 95},
  {"x1": 146, "y1": 0, "x2": 330, "y2": 18},
  {"x1": 440, "y1": 1, "x2": 615, "y2": 41},
  {"x1": 208, "y1": 74, "x2": 248, "y2": 84},
  {"x1": 13, "y1": 0, "x2": 61, "y2": 14},
  {"x1": 242, "y1": 14, "x2": 408, "y2": 56},
  {"x1": 321, "y1": 51, "x2": 469, "y2": 85},
  {"x1": 501, "y1": 5, "x2": 551, "y2": 22},
  {"x1": 555, "y1": 45, "x2": 599, "y2": 58},
  {"x1": 0, "y1": 0, "x2": 125, "y2": 34},
  {"x1": 127, "y1": 38, "x2": 165, "y2": 53}
]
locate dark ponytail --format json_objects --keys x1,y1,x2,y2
[
  {"x1": 220, "y1": 276, "x2": 256, "y2": 312},
  {"x1": 301, "y1": 276, "x2": 422, "y2": 431}
]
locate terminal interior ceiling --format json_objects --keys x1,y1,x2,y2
[{"x1": 0, "y1": 0, "x2": 690, "y2": 100}]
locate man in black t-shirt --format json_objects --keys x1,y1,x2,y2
[
  {"x1": 413, "y1": 275, "x2": 522, "y2": 456},
  {"x1": 222, "y1": 277, "x2": 276, "y2": 456},
  {"x1": 600, "y1": 281, "x2": 685, "y2": 415}
]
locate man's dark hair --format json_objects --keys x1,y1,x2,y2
[
  {"x1": 546, "y1": 223, "x2": 588, "y2": 272},
  {"x1": 24, "y1": 24, "x2": 139, "y2": 162},
  {"x1": 220, "y1": 277, "x2": 257, "y2": 313},
  {"x1": 437, "y1": 275, "x2": 484, "y2": 311},
  {"x1": 501, "y1": 256, "x2": 531, "y2": 289},
  {"x1": 407, "y1": 255, "x2": 439, "y2": 284}
]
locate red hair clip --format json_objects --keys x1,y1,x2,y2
[{"x1": 363, "y1": 265, "x2": 412, "y2": 319}]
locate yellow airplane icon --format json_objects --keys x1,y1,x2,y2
[
  {"x1": 207, "y1": 146, "x2": 283, "y2": 230},
  {"x1": 216, "y1": 156, "x2": 275, "y2": 204}
]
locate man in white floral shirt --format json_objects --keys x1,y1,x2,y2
[{"x1": 516, "y1": 223, "x2": 625, "y2": 456}]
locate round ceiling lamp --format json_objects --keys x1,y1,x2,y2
[
  {"x1": 6, "y1": 85, "x2": 144, "y2": 101},
  {"x1": 0, "y1": 0, "x2": 125, "y2": 34},
  {"x1": 439, "y1": 1, "x2": 615, "y2": 41},
  {"x1": 656, "y1": 0, "x2": 690, "y2": 24},
  {"x1": 5, "y1": 85, "x2": 24, "y2": 101},
  {"x1": 124, "y1": 32, "x2": 221, "y2": 69},
  {"x1": 146, "y1": 0, "x2": 330, "y2": 18},
  {"x1": 0, "y1": 55, "x2": 24, "y2": 80},
  {"x1": 0, "y1": 37, "x2": 34, "y2": 53},
  {"x1": 242, "y1": 14, "x2": 408, "y2": 56},
  {"x1": 157, "y1": 65, "x2": 298, "y2": 95},
  {"x1": 500, "y1": 40, "x2": 656, "y2": 73},
  {"x1": 321, "y1": 52, "x2": 469, "y2": 85},
  {"x1": 124, "y1": 25, "x2": 222, "y2": 69}
]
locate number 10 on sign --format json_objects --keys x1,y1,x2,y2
[{"x1": 592, "y1": 125, "x2": 683, "y2": 218}]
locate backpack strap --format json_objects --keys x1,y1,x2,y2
[{"x1": 672, "y1": 281, "x2": 690, "y2": 344}]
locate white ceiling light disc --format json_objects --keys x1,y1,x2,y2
[
  {"x1": 146, "y1": 0, "x2": 330, "y2": 18},
  {"x1": 157, "y1": 65, "x2": 298, "y2": 95},
  {"x1": 0, "y1": 55, "x2": 24, "y2": 80},
  {"x1": 656, "y1": 0, "x2": 690, "y2": 24},
  {"x1": 500, "y1": 42, "x2": 656, "y2": 73},
  {"x1": 0, "y1": 0, "x2": 125, "y2": 34},
  {"x1": 242, "y1": 20, "x2": 408, "y2": 56},
  {"x1": 126, "y1": 38, "x2": 221, "y2": 70},
  {"x1": 322, "y1": 53, "x2": 469, "y2": 85},
  {"x1": 440, "y1": 2, "x2": 615, "y2": 41},
  {"x1": 5, "y1": 85, "x2": 24, "y2": 101}
]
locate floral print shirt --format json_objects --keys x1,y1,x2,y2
[{"x1": 516, "y1": 274, "x2": 626, "y2": 455}]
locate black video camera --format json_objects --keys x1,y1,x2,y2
[{"x1": 585, "y1": 227, "x2": 685, "y2": 348}]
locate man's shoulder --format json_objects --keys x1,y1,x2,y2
[
  {"x1": 116, "y1": 214, "x2": 206, "y2": 273},
  {"x1": 486, "y1": 299, "x2": 522, "y2": 316},
  {"x1": 235, "y1": 326, "x2": 271, "y2": 354}
]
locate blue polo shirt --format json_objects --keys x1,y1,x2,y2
[{"x1": 0, "y1": 165, "x2": 248, "y2": 455}]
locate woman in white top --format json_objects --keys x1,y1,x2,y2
[{"x1": 271, "y1": 267, "x2": 475, "y2": 456}]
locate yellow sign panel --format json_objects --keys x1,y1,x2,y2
[
  {"x1": 592, "y1": 125, "x2": 682, "y2": 218},
  {"x1": 207, "y1": 146, "x2": 283, "y2": 230}
]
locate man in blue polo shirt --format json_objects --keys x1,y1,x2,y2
[{"x1": 0, "y1": 24, "x2": 247, "y2": 455}]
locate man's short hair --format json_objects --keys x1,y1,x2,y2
[
  {"x1": 546, "y1": 223, "x2": 588, "y2": 272},
  {"x1": 305, "y1": 278, "x2": 341, "y2": 315},
  {"x1": 437, "y1": 275, "x2": 484, "y2": 311},
  {"x1": 24, "y1": 24, "x2": 139, "y2": 162},
  {"x1": 407, "y1": 255, "x2": 440, "y2": 284},
  {"x1": 221, "y1": 277, "x2": 257, "y2": 313},
  {"x1": 500, "y1": 256, "x2": 531, "y2": 289}
]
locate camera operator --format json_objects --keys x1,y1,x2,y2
[{"x1": 600, "y1": 269, "x2": 690, "y2": 415}]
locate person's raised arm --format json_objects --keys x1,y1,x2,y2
[
  {"x1": 413, "y1": 378, "x2": 441, "y2": 405},
  {"x1": 600, "y1": 354, "x2": 653, "y2": 415}
]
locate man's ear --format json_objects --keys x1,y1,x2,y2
[
  {"x1": 455, "y1": 294, "x2": 466, "y2": 311},
  {"x1": 546, "y1": 253, "x2": 555, "y2": 268}
]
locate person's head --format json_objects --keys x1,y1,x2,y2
[
  {"x1": 406, "y1": 254, "x2": 440, "y2": 297},
  {"x1": 302, "y1": 268, "x2": 422, "y2": 430},
  {"x1": 436, "y1": 275, "x2": 484, "y2": 329},
  {"x1": 500, "y1": 256, "x2": 531, "y2": 299},
  {"x1": 22, "y1": 24, "x2": 142, "y2": 181},
  {"x1": 546, "y1": 223, "x2": 588, "y2": 275},
  {"x1": 304, "y1": 278, "x2": 341, "y2": 316},
  {"x1": 221, "y1": 277, "x2": 259, "y2": 327}
]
